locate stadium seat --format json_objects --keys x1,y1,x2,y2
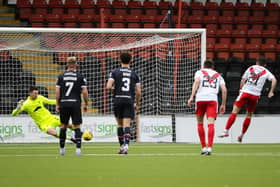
[
  {"x1": 143, "y1": 1, "x2": 158, "y2": 16},
  {"x1": 64, "y1": 0, "x2": 81, "y2": 15},
  {"x1": 189, "y1": 1, "x2": 204, "y2": 16},
  {"x1": 187, "y1": 15, "x2": 203, "y2": 24},
  {"x1": 80, "y1": 0, "x2": 96, "y2": 14},
  {"x1": 203, "y1": 15, "x2": 218, "y2": 24},
  {"x1": 205, "y1": 24, "x2": 217, "y2": 37},
  {"x1": 158, "y1": 1, "x2": 172, "y2": 15},
  {"x1": 215, "y1": 43, "x2": 230, "y2": 61},
  {"x1": 247, "y1": 27, "x2": 262, "y2": 38},
  {"x1": 48, "y1": 0, "x2": 64, "y2": 15},
  {"x1": 230, "y1": 43, "x2": 246, "y2": 62},
  {"x1": 78, "y1": 14, "x2": 94, "y2": 28},
  {"x1": 205, "y1": 2, "x2": 219, "y2": 16},
  {"x1": 235, "y1": 2, "x2": 250, "y2": 17},
  {"x1": 263, "y1": 16, "x2": 279, "y2": 24},
  {"x1": 233, "y1": 16, "x2": 249, "y2": 24},
  {"x1": 94, "y1": 15, "x2": 109, "y2": 28},
  {"x1": 46, "y1": 14, "x2": 61, "y2": 27},
  {"x1": 128, "y1": 0, "x2": 143, "y2": 15},
  {"x1": 251, "y1": 2, "x2": 265, "y2": 17},
  {"x1": 109, "y1": 15, "x2": 125, "y2": 28},
  {"x1": 126, "y1": 15, "x2": 141, "y2": 28},
  {"x1": 231, "y1": 28, "x2": 247, "y2": 38},
  {"x1": 32, "y1": 0, "x2": 48, "y2": 15},
  {"x1": 62, "y1": 14, "x2": 77, "y2": 28},
  {"x1": 265, "y1": 2, "x2": 279, "y2": 17},
  {"x1": 96, "y1": 0, "x2": 112, "y2": 15},
  {"x1": 17, "y1": 0, "x2": 32, "y2": 19},
  {"x1": 206, "y1": 37, "x2": 215, "y2": 52},
  {"x1": 216, "y1": 29, "x2": 231, "y2": 38},
  {"x1": 112, "y1": 0, "x2": 127, "y2": 15},
  {"x1": 220, "y1": 1, "x2": 234, "y2": 16},
  {"x1": 29, "y1": 14, "x2": 45, "y2": 27}
]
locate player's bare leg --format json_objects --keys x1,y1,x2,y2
[
  {"x1": 197, "y1": 116, "x2": 207, "y2": 155},
  {"x1": 219, "y1": 105, "x2": 241, "y2": 138},
  {"x1": 238, "y1": 111, "x2": 253, "y2": 143}
]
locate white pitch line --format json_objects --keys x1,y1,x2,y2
[{"x1": 0, "y1": 152, "x2": 280, "y2": 158}]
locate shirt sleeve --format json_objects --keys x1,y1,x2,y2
[
  {"x1": 219, "y1": 76, "x2": 225, "y2": 85},
  {"x1": 194, "y1": 70, "x2": 200, "y2": 79},
  {"x1": 108, "y1": 71, "x2": 114, "y2": 81},
  {"x1": 40, "y1": 95, "x2": 56, "y2": 105},
  {"x1": 242, "y1": 68, "x2": 250, "y2": 80},
  {"x1": 56, "y1": 75, "x2": 62, "y2": 88},
  {"x1": 266, "y1": 70, "x2": 275, "y2": 81},
  {"x1": 81, "y1": 75, "x2": 87, "y2": 88}
]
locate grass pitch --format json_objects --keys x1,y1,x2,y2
[{"x1": 0, "y1": 143, "x2": 279, "y2": 187}]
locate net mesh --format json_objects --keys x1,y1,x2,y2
[{"x1": 0, "y1": 29, "x2": 203, "y2": 116}]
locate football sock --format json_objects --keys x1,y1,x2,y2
[
  {"x1": 242, "y1": 117, "x2": 251, "y2": 135},
  {"x1": 197, "y1": 123, "x2": 206, "y2": 148},
  {"x1": 74, "y1": 128, "x2": 82, "y2": 149},
  {"x1": 124, "y1": 127, "x2": 131, "y2": 145},
  {"x1": 208, "y1": 124, "x2": 215, "y2": 148},
  {"x1": 117, "y1": 127, "x2": 124, "y2": 146},
  {"x1": 59, "y1": 128, "x2": 67, "y2": 148},
  {"x1": 225, "y1": 113, "x2": 237, "y2": 130}
]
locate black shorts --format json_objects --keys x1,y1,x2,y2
[
  {"x1": 113, "y1": 100, "x2": 135, "y2": 119},
  {"x1": 59, "y1": 106, "x2": 82, "y2": 125}
]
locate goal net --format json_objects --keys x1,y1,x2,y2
[{"x1": 0, "y1": 28, "x2": 206, "y2": 116}]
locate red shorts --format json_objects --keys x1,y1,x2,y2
[
  {"x1": 195, "y1": 101, "x2": 218, "y2": 118},
  {"x1": 234, "y1": 92, "x2": 259, "y2": 112}
]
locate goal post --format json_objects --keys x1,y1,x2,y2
[{"x1": 0, "y1": 28, "x2": 206, "y2": 117}]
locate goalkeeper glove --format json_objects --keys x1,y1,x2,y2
[{"x1": 16, "y1": 99, "x2": 25, "y2": 110}]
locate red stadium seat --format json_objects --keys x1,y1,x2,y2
[
  {"x1": 46, "y1": 14, "x2": 61, "y2": 27},
  {"x1": 265, "y1": 38, "x2": 277, "y2": 44},
  {"x1": 251, "y1": 2, "x2": 265, "y2": 18},
  {"x1": 112, "y1": 0, "x2": 127, "y2": 15},
  {"x1": 17, "y1": 0, "x2": 32, "y2": 19},
  {"x1": 78, "y1": 14, "x2": 94, "y2": 28},
  {"x1": 234, "y1": 38, "x2": 247, "y2": 44},
  {"x1": 203, "y1": 15, "x2": 218, "y2": 24},
  {"x1": 207, "y1": 52, "x2": 214, "y2": 60},
  {"x1": 205, "y1": 24, "x2": 217, "y2": 37},
  {"x1": 220, "y1": 2, "x2": 234, "y2": 16},
  {"x1": 236, "y1": 2, "x2": 250, "y2": 17},
  {"x1": 29, "y1": 14, "x2": 45, "y2": 27},
  {"x1": 126, "y1": 15, "x2": 141, "y2": 28},
  {"x1": 64, "y1": 0, "x2": 80, "y2": 15},
  {"x1": 80, "y1": 0, "x2": 96, "y2": 14},
  {"x1": 62, "y1": 14, "x2": 77, "y2": 28},
  {"x1": 187, "y1": 15, "x2": 203, "y2": 24},
  {"x1": 143, "y1": 1, "x2": 158, "y2": 16},
  {"x1": 128, "y1": 0, "x2": 143, "y2": 15},
  {"x1": 96, "y1": 0, "x2": 112, "y2": 15},
  {"x1": 231, "y1": 43, "x2": 246, "y2": 61},
  {"x1": 49, "y1": 0, "x2": 64, "y2": 15},
  {"x1": 265, "y1": 2, "x2": 279, "y2": 17},
  {"x1": 206, "y1": 37, "x2": 215, "y2": 52},
  {"x1": 205, "y1": 2, "x2": 219, "y2": 16},
  {"x1": 32, "y1": 0, "x2": 48, "y2": 15},
  {"x1": 190, "y1": 1, "x2": 204, "y2": 16},
  {"x1": 231, "y1": 29, "x2": 247, "y2": 38},
  {"x1": 233, "y1": 16, "x2": 248, "y2": 24},
  {"x1": 109, "y1": 15, "x2": 125, "y2": 28},
  {"x1": 216, "y1": 29, "x2": 231, "y2": 38}
]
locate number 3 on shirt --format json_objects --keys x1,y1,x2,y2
[
  {"x1": 65, "y1": 82, "x2": 74, "y2": 96},
  {"x1": 122, "y1": 78, "x2": 130, "y2": 91}
]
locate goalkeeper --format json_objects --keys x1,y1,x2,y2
[{"x1": 12, "y1": 86, "x2": 76, "y2": 143}]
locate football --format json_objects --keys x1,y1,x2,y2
[{"x1": 82, "y1": 130, "x2": 93, "y2": 141}]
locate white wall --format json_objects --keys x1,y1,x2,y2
[{"x1": 0, "y1": 115, "x2": 279, "y2": 143}]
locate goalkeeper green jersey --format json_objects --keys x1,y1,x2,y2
[{"x1": 12, "y1": 95, "x2": 56, "y2": 126}]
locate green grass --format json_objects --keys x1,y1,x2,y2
[{"x1": 0, "y1": 143, "x2": 280, "y2": 187}]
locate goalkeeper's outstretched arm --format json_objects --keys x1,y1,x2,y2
[
  {"x1": 41, "y1": 95, "x2": 56, "y2": 105},
  {"x1": 11, "y1": 100, "x2": 25, "y2": 116}
]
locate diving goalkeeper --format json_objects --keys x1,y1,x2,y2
[{"x1": 12, "y1": 86, "x2": 77, "y2": 142}]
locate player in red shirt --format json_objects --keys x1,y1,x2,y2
[
  {"x1": 188, "y1": 59, "x2": 227, "y2": 155},
  {"x1": 219, "y1": 57, "x2": 277, "y2": 142}
]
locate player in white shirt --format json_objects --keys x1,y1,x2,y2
[
  {"x1": 219, "y1": 57, "x2": 277, "y2": 142},
  {"x1": 187, "y1": 60, "x2": 227, "y2": 155}
]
